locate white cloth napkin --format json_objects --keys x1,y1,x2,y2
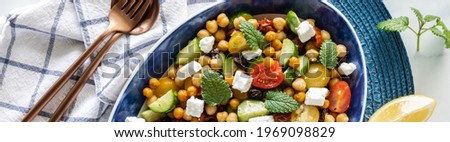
[{"x1": 0, "y1": 0, "x2": 218, "y2": 122}]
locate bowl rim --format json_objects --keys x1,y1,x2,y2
[{"x1": 108, "y1": 0, "x2": 368, "y2": 122}]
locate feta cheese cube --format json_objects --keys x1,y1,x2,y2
[
  {"x1": 232, "y1": 70, "x2": 253, "y2": 93},
  {"x1": 125, "y1": 117, "x2": 146, "y2": 122},
  {"x1": 186, "y1": 96, "x2": 204, "y2": 118},
  {"x1": 242, "y1": 49, "x2": 262, "y2": 60},
  {"x1": 338, "y1": 62, "x2": 357, "y2": 76},
  {"x1": 176, "y1": 61, "x2": 202, "y2": 80},
  {"x1": 199, "y1": 36, "x2": 215, "y2": 53},
  {"x1": 305, "y1": 88, "x2": 329, "y2": 106},
  {"x1": 296, "y1": 21, "x2": 316, "y2": 43},
  {"x1": 249, "y1": 115, "x2": 274, "y2": 122}
]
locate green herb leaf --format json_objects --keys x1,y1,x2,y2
[
  {"x1": 201, "y1": 69, "x2": 232, "y2": 106},
  {"x1": 264, "y1": 91, "x2": 300, "y2": 113},
  {"x1": 319, "y1": 40, "x2": 338, "y2": 69},
  {"x1": 376, "y1": 16, "x2": 409, "y2": 32},
  {"x1": 424, "y1": 15, "x2": 440, "y2": 22},
  {"x1": 434, "y1": 20, "x2": 450, "y2": 49},
  {"x1": 240, "y1": 20, "x2": 266, "y2": 50},
  {"x1": 411, "y1": 7, "x2": 424, "y2": 23}
]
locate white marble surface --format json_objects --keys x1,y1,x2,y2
[{"x1": 1, "y1": 0, "x2": 448, "y2": 122}]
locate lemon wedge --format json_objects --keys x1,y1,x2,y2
[{"x1": 369, "y1": 95, "x2": 436, "y2": 122}]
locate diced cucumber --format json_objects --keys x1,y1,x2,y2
[
  {"x1": 149, "y1": 90, "x2": 177, "y2": 113},
  {"x1": 176, "y1": 38, "x2": 201, "y2": 65},
  {"x1": 223, "y1": 57, "x2": 237, "y2": 77},
  {"x1": 237, "y1": 100, "x2": 269, "y2": 122},
  {"x1": 295, "y1": 55, "x2": 310, "y2": 76},
  {"x1": 228, "y1": 11, "x2": 253, "y2": 29},
  {"x1": 283, "y1": 67, "x2": 296, "y2": 85},
  {"x1": 140, "y1": 110, "x2": 166, "y2": 122},
  {"x1": 279, "y1": 38, "x2": 298, "y2": 67},
  {"x1": 286, "y1": 10, "x2": 301, "y2": 34}
]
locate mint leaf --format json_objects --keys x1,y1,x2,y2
[
  {"x1": 240, "y1": 20, "x2": 266, "y2": 50},
  {"x1": 411, "y1": 7, "x2": 424, "y2": 23},
  {"x1": 433, "y1": 20, "x2": 450, "y2": 49},
  {"x1": 376, "y1": 16, "x2": 409, "y2": 32},
  {"x1": 319, "y1": 40, "x2": 338, "y2": 69},
  {"x1": 424, "y1": 15, "x2": 439, "y2": 22},
  {"x1": 201, "y1": 69, "x2": 232, "y2": 106},
  {"x1": 264, "y1": 91, "x2": 300, "y2": 113}
]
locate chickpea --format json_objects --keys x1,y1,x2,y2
[
  {"x1": 191, "y1": 118, "x2": 199, "y2": 122},
  {"x1": 217, "y1": 13, "x2": 229, "y2": 28},
  {"x1": 336, "y1": 44, "x2": 347, "y2": 58},
  {"x1": 322, "y1": 100, "x2": 330, "y2": 109},
  {"x1": 177, "y1": 90, "x2": 188, "y2": 102},
  {"x1": 197, "y1": 29, "x2": 211, "y2": 39},
  {"x1": 248, "y1": 19, "x2": 259, "y2": 28},
  {"x1": 214, "y1": 29, "x2": 226, "y2": 42},
  {"x1": 330, "y1": 112, "x2": 338, "y2": 118},
  {"x1": 289, "y1": 56, "x2": 300, "y2": 68},
  {"x1": 192, "y1": 73, "x2": 202, "y2": 88},
  {"x1": 225, "y1": 76, "x2": 234, "y2": 86},
  {"x1": 143, "y1": 88, "x2": 153, "y2": 98},
  {"x1": 283, "y1": 87, "x2": 295, "y2": 96},
  {"x1": 264, "y1": 47, "x2": 276, "y2": 57},
  {"x1": 292, "y1": 78, "x2": 306, "y2": 92},
  {"x1": 305, "y1": 49, "x2": 319, "y2": 62},
  {"x1": 273, "y1": 17, "x2": 286, "y2": 31},
  {"x1": 168, "y1": 66, "x2": 176, "y2": 79},
  {"x1": 321, "y1": 30, "x2": 331, "y2": 41},
  {"x1": 174, "y1": 77, "x2": 185, "y2": 87},
  {"x1": 330, "y1": 69, "x2": 340, "y2": 78},
  {"x1": 271, "y1": 39, "x2": 283, "y2": 50},
  {"x1": 233, "y1": 16, "x2": 246, "y2": 29},
  {"x1": 336, "y1": 113, "x2": 349, "y2": 122},
  {"x1": 205, "y1": 105, "x2": 218, "y2": 115},
  {"x1": 216, "y1": 111, "x2": 228, "y2": 122},
  {"x1": 265, "y1": 31, "x2": 277, "y2": 42},
  {"x1": 210, "y1": 58, "x2": 222, "y2": 70},
  {"x1": 328, "y1": 78, "x2": 340, "y2": 88},
  {"x1": 198, "y1": 55, "x2": 211, "y2": 67},
  {"x1": 274, "y1": 50, "x2": 282, "y2": 59},
  {"x1": 183, "y1": 112, "x2": 193, "y2": 121},
  {"x1": 324, "y1": 114, "x2": 335, "y2": 122},
  {"x1": 226, "y1": 112, "x2": 238, "y2": 122},
  {"x1": 206, "y1": 20, "x2": 218, "y2": 34},
  {"x1": 187, "y1": 86, "x2": 198, "y2": 97},
  {"x1": 148, "y1": 95, "x2": 158, "y2": 105},
  {"x1": 229, "y1": 98, "x2": 240, "y2": 110},
  {"x1": 264, "y1": 57, "x2": 275, "y2": 68},
  {"x1": 305, "y1": 41, "x2": 317, "y2": 50},
  {"x1": 173, "y1": 107, "x2": 185, "y2": 119},
  {"x1": 276, "y1": 31, "x2": 287, "y2": 41},
  {"x1": 306, "y1": 19, "x2": 316, "y2": 27},
  {"x1": 294, "y1": 92, "x2": 306, "y2": 103},
  {"x1": 217, "y1": 40, "x2": 228, "y2": 52},
  {"x1": 149, "y1": 78, "x2": 160, "y2": 89}
]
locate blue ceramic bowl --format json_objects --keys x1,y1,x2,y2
[{"x1": 109, "y1": 0, "x2": 367, "y2": 122}]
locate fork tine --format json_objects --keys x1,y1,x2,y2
[
  {"x1": 131, "y1": 0, "x2": 153, "y2": 20},
  {"x1": 127, "y1": 0, "x2": 144, "y2": 17},
  {"x1": 112, "y1": 0, "x2": 128, "y2": 9},
  {"x1": 123, "y1": 0, "x2": 137, "y2": 14}
]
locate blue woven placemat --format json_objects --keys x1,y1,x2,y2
[{"x1": 328, "y1": 0, "x2": 415, "y2": 121}]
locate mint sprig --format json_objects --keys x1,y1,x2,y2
[
  {"x1": 201, "y1": 69, "x2": 232, "y2": 106},
  {"x1": 264, "y1": 91, "x2": 299, "y2": 113},
  {"x1": 319, "y1": 40, "x2": 338, "y2": 69},
  {"x1": 377, "y1": 7, "x2": 450, "y2": 51},
  {"x1": 240, "y1": 20, "x2": 266, "y2": 50}
]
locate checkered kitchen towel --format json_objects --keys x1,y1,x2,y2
[{"x1": 0, "y1": 0, "x2": 219, "y2": 122}]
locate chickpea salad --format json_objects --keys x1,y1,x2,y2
[{"x1": 128, "y1": 11, "x2": 357, "y2": 122}]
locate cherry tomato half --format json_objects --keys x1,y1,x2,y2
[
  {"x1": 328, "y1": 81, "x2": 351, "y2": 113},
  {"x1": 249, "y1": 60, "x2": 284, "y2": 89}
]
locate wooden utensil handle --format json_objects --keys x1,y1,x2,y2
[
  {"x1": 22, "y1": 30, "x2": 113, "y2": 122},
  {"x1": 49, "y1": 33, "x2": 123, "y2": 122}
]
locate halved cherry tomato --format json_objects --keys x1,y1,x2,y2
[
  {"x1": 249, "y1": 60, "x2": 284, "y2": 89},
  {"x1": 328, "y1": 81, "x2": 351, "y2": 113},
  {"x1": 313, "y1": 26, "x2": 323, "y2": 48}
]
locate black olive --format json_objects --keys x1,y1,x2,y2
[
  {"x1": 248, "y1": 88, "x2": 264, "y2": 100},
  {"x1": 233, "y1": 54, "x2": 249, "y2": 69}
]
